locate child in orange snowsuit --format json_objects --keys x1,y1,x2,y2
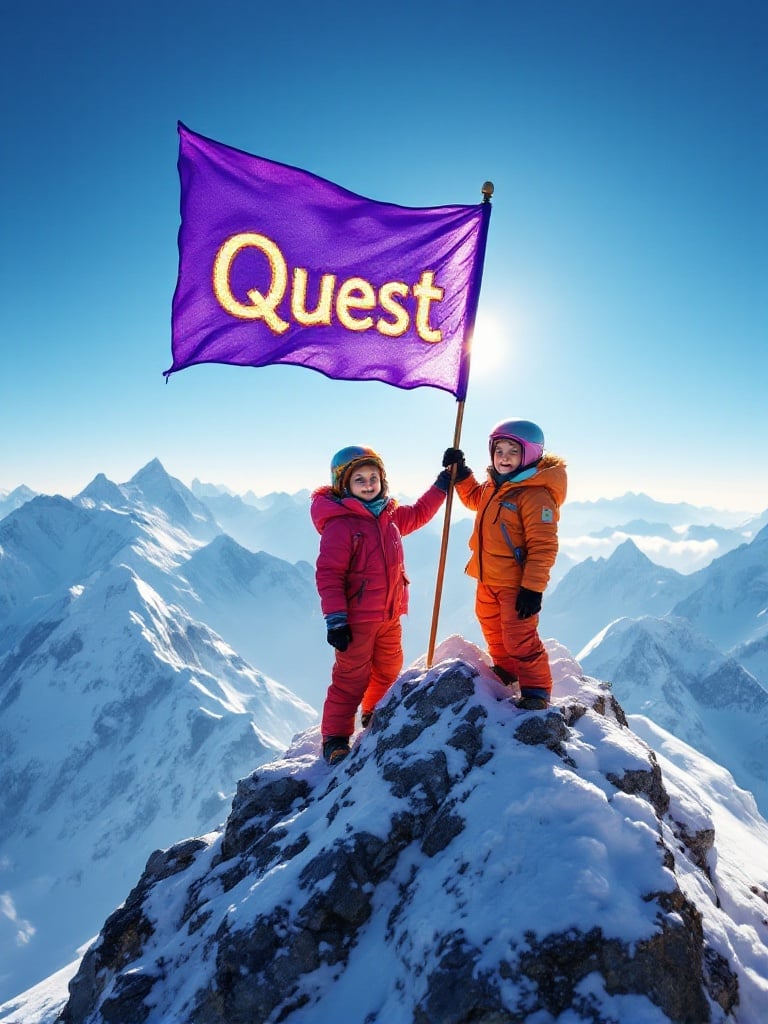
[
  {"x1": 311, "y1": 445, "x2": 449, "y2": 765},
  {"x1": 443, "y1": 419, "x2": 567, "y2": 710}
]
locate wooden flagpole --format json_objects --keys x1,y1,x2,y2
[
  {"x1": 426, "y1": 181, "x2": 494, "y2": 668},
  {"x1": 426, "y1": 399, "x2": 465, "y2": 667}
]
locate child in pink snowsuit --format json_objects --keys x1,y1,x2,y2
[{"x1": 311, "y1": 445, "x2": 448, "y2": 766}]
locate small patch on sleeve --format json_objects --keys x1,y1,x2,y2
[{"x1": 541, "y1": 507, "x2": 554, "y2": 523}]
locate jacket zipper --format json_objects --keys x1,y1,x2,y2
[{"x1": 476, "y1": 487, "x2": 495, "y2": 578}]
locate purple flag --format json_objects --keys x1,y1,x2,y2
[{"x1": 166, "y1": 124, "x2": 491, "y2": 400}]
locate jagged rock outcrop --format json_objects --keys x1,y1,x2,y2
[{"x1": 59, "y1": 650, "x2": 741, "y2": 1024}]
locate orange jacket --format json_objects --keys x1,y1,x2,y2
[{"x1": 455, "y1": 454, "x2": 567, "y2": 592}]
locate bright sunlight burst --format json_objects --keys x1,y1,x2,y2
[{"x1": 468, "y1": 310, "x2": 507, "y2": 376}]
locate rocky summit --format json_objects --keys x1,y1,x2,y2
[{"x1": 57, "y1": 640, "x2": 757, "y2": 1024}]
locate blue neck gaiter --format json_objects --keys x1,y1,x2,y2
[
  {"x1": 359, "y1": 494, "x2": 389, "y2": 517},
  {"x1": 491, "y1": 465, "x2": 538, "y2": 488}
]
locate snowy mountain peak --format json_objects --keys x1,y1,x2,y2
[
  {"x1": 126, "y1": 458, "x2": 190, "y2": 504},
  {"x1": 184, "y1": 533, "x2": 290, "y2": 590},
  {"x1": 74, "y1": 472, "x2": 127, "y2": 510},
  {"x1": 541, "y1": 539, "x2": 687, "y2": 657},
  {"x1": 606, "y1": 536, "x2": 655, "y2": 568},
  {"x1": 123, "y1": 459, "x2": 220, "y2": 543},
  {"x1": 128, "y1": 456, "x2": 167, "y2": 483},
  {"x1": 0, "y1": 484, "x2": 37, "y2": 517},
  {"x1": 50, "y1": 639, "x2": 768, "y2": 1024}
]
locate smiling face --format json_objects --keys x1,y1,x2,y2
[
  {"x1": 492, "y1": 439, "x2": 523, "y2": 475},
  {"x1": 347, "y1": 463, "x2": 382, "y2": 500}
]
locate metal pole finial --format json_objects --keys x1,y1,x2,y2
[{"x1": 481, "y1": 181, "x2": 494, "y2": 203}]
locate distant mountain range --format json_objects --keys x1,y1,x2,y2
[
  {"x1": 0, "y1": 462, "x2": 318, "y2": 1003},
  {"x1": 541, "y1": 518, "x2": 768, "y2": 819},
  {"x1": 580, "y1": 615, "x2": 768, "y2": 812},
  {"x1": 556, "y1": 496, "x2": 765, "y2": 576},
  {"x1": 558, "y1": 490, "x2": 760, "y2": 532},
  {"x1": 6, "y1": 480, "x2": 766, "y2": 575},
  {"x1": 542, "y1": 521, "x2": 767, "y2": 667}
]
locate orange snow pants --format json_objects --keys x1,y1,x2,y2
[
  {"x1": 321, "y1": 618, "x2": 404, "y2": 739},
  {"x1": 475, "y1": 583, "x2": 553, "y2": 698}
]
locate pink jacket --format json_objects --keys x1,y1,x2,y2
[{"x1": 310, "y1": 485, "x2": 445, "y2": 624}]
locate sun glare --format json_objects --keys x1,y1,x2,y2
[{"x1": 469, "y1": 311, "x2": 507, "y2": 376}]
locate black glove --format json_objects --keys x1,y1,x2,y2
[
  {"x1": 515, "y1": 587, "x2": 542, "y2": 619},
  {"x1": 442, "y1": 447, "x2": 471, "y2": 481},
  {"x1": 327, "y1": 624, "x2": 353, "y2": 651}
]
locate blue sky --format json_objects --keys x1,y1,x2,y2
[{"x1": 1, "y1": 0, "x2": 766, "y2": 512}]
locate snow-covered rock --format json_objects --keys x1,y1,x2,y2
[{"x1": 29, "y1": 639, "x2": 767, "y2": 1024}]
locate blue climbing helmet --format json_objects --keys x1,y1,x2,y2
[
  {"x1": 488, "y1": 419, "x2": 545, "y2": 470},
  {"x1": 330, "y1": 445, "x2": 387, "y2": 496}
]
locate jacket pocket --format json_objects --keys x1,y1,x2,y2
[
  {"x1": 499, "y1": 523, "x2": 526, "y2": 566},
  {"x1": 348, "y1": 578, "x2": 367, "y2": 604},
  {"x1": 349, "y1": 532, "x2": 364, "y2": 570}
]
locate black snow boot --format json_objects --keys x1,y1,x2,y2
[{"x1": 322, "y1": 737, "x2": 351, "y2": 766}]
